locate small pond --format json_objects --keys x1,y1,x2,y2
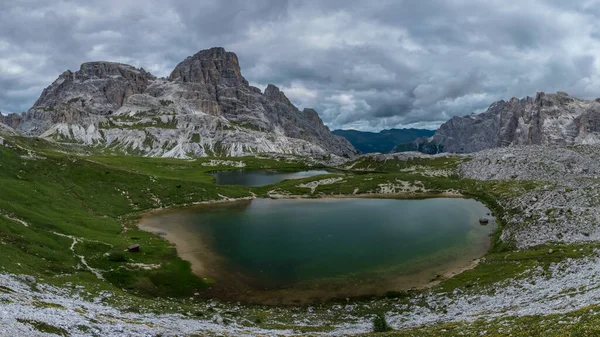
[
  {"x1": 140, "y1": 198, "x2": 496, "y2": 304},
  {"x1": 212, "y1": 169, "x2": 331, "y2": 186}
]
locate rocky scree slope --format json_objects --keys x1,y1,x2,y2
[
  {"x1": 0, "y1": 121, "x2": 17, "y2": 146},
  {"x1": 398, "y1": 91, "x2": 600, "y2": 154},
  {"x1": 1, "y1": 47, "x2": 356, "y2": 158},
  {"x1": 461, "y1": 145, "x2": 600, "y2": 248}
]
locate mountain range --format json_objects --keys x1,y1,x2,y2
[
  {"x1": 332, "y1": 128, "x2": 434, "y2": 154},
  {"x1": 3, "y1": 48, "x2": 600, "y2": 158},
  {"x1": 396, "y1": 91, "x2": 600, "y2": 154},
  {"x1": 0, "y1": 47, "x2": 356, "y2": 158}
]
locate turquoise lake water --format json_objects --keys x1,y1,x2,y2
[
  {"x1": 141, "y1": 198, "x2": 495, "y2": 303},
  {"x1": 212, "y1": 169, "x2": 331, "y2": 186}
]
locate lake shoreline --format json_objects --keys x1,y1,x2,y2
[{"x1": 136, "y1": 195, "x2": 496, "y2": 305}]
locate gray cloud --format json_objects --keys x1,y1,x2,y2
[{"x1": 1, "y1": 0, "x2": 600, "y2": 131}]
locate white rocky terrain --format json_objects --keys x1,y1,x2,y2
[
  {"x1": 0, "y1": 123, "x2": 16, "y2": 146},
  {"x1": 354, "y1": 145, "x2": 600, "y2": 249},
  {"x1": 0, "y1": 48, "x2": 356, "y2": 159}
]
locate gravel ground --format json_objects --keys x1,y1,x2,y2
[
  {"x1": 0, "y1": 273, "x2": 299, "y2": 337},
  {"x1": 389, "y1": 252, "x2": 600, "y2": 328}
]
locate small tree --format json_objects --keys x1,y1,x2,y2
[{"x1": 372, "y1": 313, "x2": 391, "y2": 333}]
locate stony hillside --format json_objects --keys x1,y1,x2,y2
[
  {"x1": 460, "y1": 145, "x2": 600, "y2": 248},
  {"x1": 1, "y1": 47, "x2": 356, "y2": 158},
  {"x1": 0, "y1": 122, "x2": 17, "y2": 145},
  {"x1": 398, "y1": 91, "x2": 600, "y2": 154}
]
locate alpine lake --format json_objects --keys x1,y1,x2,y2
[
  {"x1": 140, "y1": 170, "x2": 496, "y2": 305},
  {"x1": 212, "y1": 169, "x2": 331, "y2": 186}
]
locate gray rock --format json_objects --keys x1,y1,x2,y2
[
  {"x1": 22, "y1": 275, "x2": 35, "y2": 283},
  {"x1": 0, "y1": 121, "x2": 17, "y2": 136},
  {"x1": 212, "y1": 314, "x2": 224, "y2": 325},
  {"x1": 0, "y1": 113, "x2": 22, "y2": 130}
]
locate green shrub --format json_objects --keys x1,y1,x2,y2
[{"x1": 372, "y1": 313, "x2": 392, "y2": 333}]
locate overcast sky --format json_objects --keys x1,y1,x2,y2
[{"x1": 1, "y1": 0, "x2": 600, "y2": 131}]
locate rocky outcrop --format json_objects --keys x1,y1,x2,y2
[
  {"x1": 0, "y1": 113, "x2": 22, "y2": 130},
  {"x1": 34, "y1": 62, "x2": 155, "y2": 112},
  {"x1": 13, "y1": 47, "x2": 356, "y2": 158},
  {"x1": 399, "y1": 92, "x2": 600, "y2": 154},
  {"x1": 15, "y1": 62, "x2": 156, "y2": 137},
  {"x1": 0, "y1": 120, "x2": 17, "y2": 136}
]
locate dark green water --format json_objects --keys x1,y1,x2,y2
[
  {"x1": 213, "y1": 169, "x2": 330, "y2": 186},
  {"x1": 141, "y1": 198, "x2": 495, "y2": 301}
]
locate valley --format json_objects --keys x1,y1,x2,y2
[{"x1": 3, "y1": 130, "x2": 600, "y2": 336}]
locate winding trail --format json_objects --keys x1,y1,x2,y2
[
  {"x1": 0, "y1": 210, "x2": 112, "y2": 280},
  {"x1": 0, "y1": 211, "x2": 29, "y2": 227},
  {"x1": 50, "y1": 231, "x2": 112, "y2": 280}
]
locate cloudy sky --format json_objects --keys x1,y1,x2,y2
[{"x1": 1, "y1": 0, "x2": 600, "y2": 131}]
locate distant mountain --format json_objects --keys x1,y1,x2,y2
[
  {"x1": 332, "y1": 128, "x2": 435, "y2": 154},
  {"x1": 396, "y1": 91, "x2": 600, "y2": 154},
  {"x1": 0, "y1": 121, "x2": 17, "y2": 136},
  {"x1": 4, "y1": 47, "x2": 357, "y2": 158}
]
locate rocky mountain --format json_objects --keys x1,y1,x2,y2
[
  {"x1": 332, "y1": 128, "x2": 434, "y2": 154},
  {"x1": 4, "y1": 47, "x2": 356, "y2": 158},
  {"x1": 0, "y1": 120, "x2": 16, "y2": 136},
  {"x1": 397, "y1": 91, "x2": 600, "y2": 154},
  {"x1": 0, "y1": 113, "x2": 21, "y2": 130}
]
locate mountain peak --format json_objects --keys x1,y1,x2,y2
[
  {"x1": 31, "y1": 60, "x2": 155, "y2": 114},
  {"x1": 264, "y1": 84, "x2": 294, "y2": 107},
  {"x1": 77, "y1": 61, "x2": 155, "y2": 80},
  {"x1": 168, "y1": 47, "x2": 247, "y2": 86}
]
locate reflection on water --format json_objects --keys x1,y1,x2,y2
[{"x1": 213, "y1": 170, "x2": 331, "y2": 186}]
